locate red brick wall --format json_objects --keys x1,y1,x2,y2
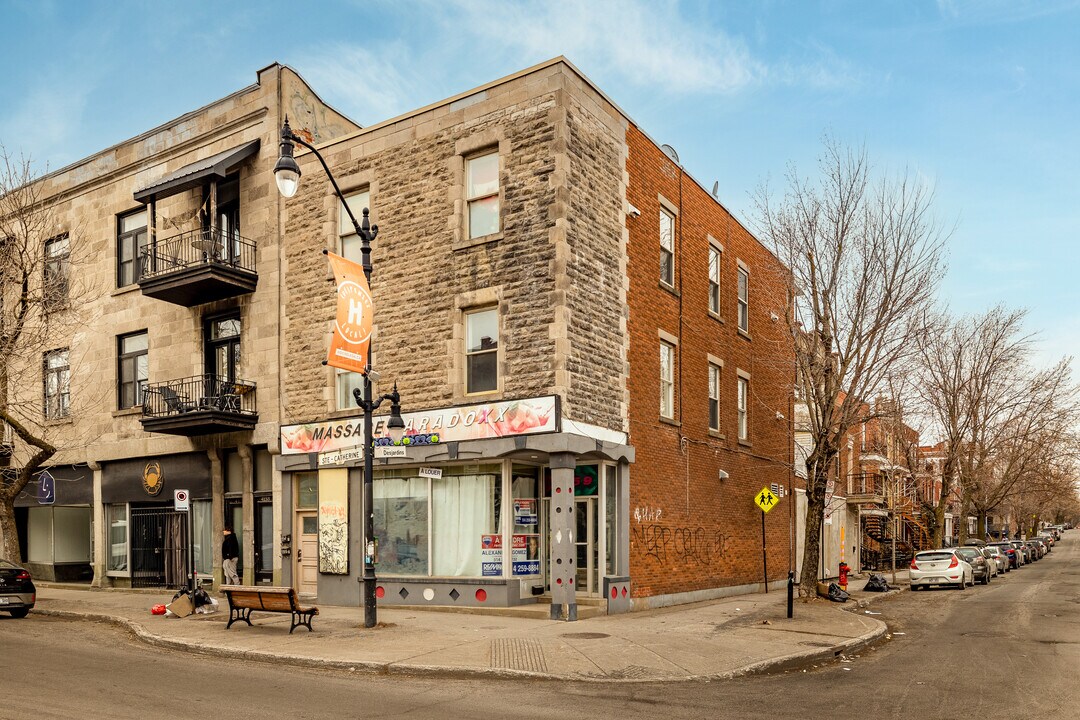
[{"x1": 625, "y1": 125, "x2": 796, "y2": 598}]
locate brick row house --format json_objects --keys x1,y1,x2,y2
[{"x1": 6, "y1": 58, "x2": 795, "y2": 613}]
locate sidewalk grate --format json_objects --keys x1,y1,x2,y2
[{"x1": 491, "y1": 638, "x2": 547, "y2": 673}]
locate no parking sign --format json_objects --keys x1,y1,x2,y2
[{"x1": 174, "y1": 489, "x2": 189, "y2": 512}]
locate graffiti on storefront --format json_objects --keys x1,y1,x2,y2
[{"x1": 631, "y1": 523, "x2": 731, "y2": 566}]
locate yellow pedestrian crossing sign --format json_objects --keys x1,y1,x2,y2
[{"x1": 755, "y1": 487, "x2": 779, "y2": 513}]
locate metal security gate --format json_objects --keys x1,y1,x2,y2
[{"x1": 130, "y1": 507, "x2": 189, "y2": 588}]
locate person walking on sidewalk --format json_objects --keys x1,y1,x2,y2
[{"x1": 222, "y1": 526, "x2": 240, "y2": 585}]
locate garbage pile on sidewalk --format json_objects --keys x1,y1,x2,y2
[{"x1": 158, "y1": 587, "x2": 218, "y2": 618}]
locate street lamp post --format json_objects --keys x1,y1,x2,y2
[{"x1": 274, "y1": 117, "x2": 405, "y2": 628}]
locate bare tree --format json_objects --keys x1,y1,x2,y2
[
  {"x1": 0, "y1": 146, "x2": 98, "y2": 561},
  {"x1": 755, "y1": 139, "x2": 946, "y2": 598}
]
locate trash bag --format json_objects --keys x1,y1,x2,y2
[
  {"x1": 863, "y1": 572, "x2": 891, "y2": 592},
  {"x1": 827, "y1": 582, "x2": 850, "y2": 603},
  {"x1": 151, "y1": 604, "x2": 167, "y2": 615},
  {"x1": 193, "y1": 587, "x2": 212, "y2": 608},
  {"x1": 171, "y1": 588, "x2": 190, "y2": 602}
]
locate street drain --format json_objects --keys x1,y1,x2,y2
[{"x1": 560, "y1": 632, "x2": 610, "y2": 640}]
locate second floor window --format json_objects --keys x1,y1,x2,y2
[
  {"x1": 44, "y1": 348, "x2": 70, "y2": 419},
  {"x1": 709, "y1": 363, "x2": 721, "y2": 431},
  {"x1": 44, "y1": 234, "x2": 70, "y2": 310},
  {"x1": 339, "y1": 190, "x2": 370, "y2": 265},
  {"x1": 737, "y1": 267, "x2": 749, "y2": 332},
  {"x1": 708, "y1": 245, "x2": 721, "y2": 315},
  {"x1": 660, "y1": 341, "x2": 675, "y2": 419},
  {"x1": 660, "y1": 208, "x2": 675, "y2": 286},
  {"x1": 466, "y1": 308, "x2": 498, "y2": 394},
  {"x1": 466, "y1": 152, "x2": 499, "y2": 239},
  {"x1": 117, "y1": 331, "x2": 148, "y2": 409},
  {"x1": 117, "y1": 209, "x2": 148, "y2": 287}
]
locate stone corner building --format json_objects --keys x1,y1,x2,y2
[{"x1": 8, "y1": 57, "x2": 795, "y2": 614}]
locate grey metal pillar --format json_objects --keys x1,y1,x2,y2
[{"x1": 549, "y1": 452, "x2": 577, "y2": 621}]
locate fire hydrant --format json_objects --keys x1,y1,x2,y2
[{"x1": 838, "y1": 562, "x2": 850, "y2": 591}]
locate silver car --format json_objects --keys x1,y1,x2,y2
[
  {"x1": 984, "y1": 545, "x2": 1008, "y2": 574},
  {"x1": 955, "y1": 546, "x2": 993, "y2": 584},
  {"x1": 910, "y1": 549, "x2": 974, "y2": 590}
]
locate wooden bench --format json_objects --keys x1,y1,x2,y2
[{"x1": 222, "y1": 586, "x2": 318, "y2": 634}]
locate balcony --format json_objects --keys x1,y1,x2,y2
[
  {"x1": 137, "y1": 228, "x2": 257, "y2": 306},
  {"x1": 846, "y1": 473, "x2": 885, "y2": 504},
  {"x1": 140, "y1": 375, "x2": 258, "y2": 436}
]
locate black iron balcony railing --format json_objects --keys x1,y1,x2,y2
[
  {"x1": 139, "y1": 227, "x2": 257, "y2": 281},
  {"x1": 142, "y1": 374, "x2": 257, "y2": 419}
]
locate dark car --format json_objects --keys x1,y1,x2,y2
[
  {"x1": 1010, "y1": 541, "x2": 1032, "y2": 564},
  {"x1": 989, "y1": 542, "x2": 1020, "y2": 568},
  {"x1": 0, "y1": 559, "x2": 36, "y2": 618},
  {"x1": 955, "y1": 546, "x2": 993, "y2": 584}
]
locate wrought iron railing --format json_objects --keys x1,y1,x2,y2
[
  {"x1": 847, "y1": 472, "x2": 884, "y2": 497},
  {"x1": 142, "y1": 374, "x2": 257, "y2": 418},
  {"x1": 139, "y1": 227, "x2": 257, "y2": 280}
]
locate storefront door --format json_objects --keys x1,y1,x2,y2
[
  {"x1": 575, "y1": 497, "x2": 598, "y2": 595},
  {"x1": 296, "y1": 511, "x2": 318, "y2": 597},
  {"x1": 253, "y1": 496, "x2": 273, "y2": 584}
]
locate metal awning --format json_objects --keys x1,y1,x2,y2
[{"x1": 134, "y1": 140, "x2": 260, "y2": 203}]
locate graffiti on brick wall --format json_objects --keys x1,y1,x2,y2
[
  {"x1": 633, "y1": 505, "x2": 663, "y2": 523},
  {"x1": 631, "y1": 523, "x2": 731, "y2": 566}
]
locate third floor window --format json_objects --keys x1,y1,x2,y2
[{"x1": 117, "y1": 209, "x2": 148, "y2": 287}]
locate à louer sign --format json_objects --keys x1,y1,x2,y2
[{"x1": 280, "y1": 396, "x2": 559, "y2": 456}]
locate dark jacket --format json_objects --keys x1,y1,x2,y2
[{"x1": 222, "y1": 532, "x2": 240, "y2": 560}]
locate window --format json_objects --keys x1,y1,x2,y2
[
  {"x1": 117, "y1": 331, "x2": 148, "y2": 409},
  {"x1": 106, "y1": 504, "x2": 128, "y2": 573},
  {"x1": 660, "y1": 341, "x2": 675, "y2": 419},
  {"x1": 737, "y1": 266, "x2": 749, "y2": 332},
  {"x1": 708, "y1": 363, "x2": 721, "y2": 431},
  {"x1": 205, "y1": 315, "x2": 241, "y2": 381},
  {"x1": 465, "y1": 308, "x2": 498, "y2": 394},
  {"x1": 373, "y1": 464, "x2": 499, "y2": 577},
  {"x1": 117, "y1": 209, "x2": 148, "y2": 286},
  {"x1": 466, "y1": 152, "x2": 499, "y2": 239},
  {"x1": 659, "y1": 208, "x2": 675, "y2": 286},
  {"x1": 43, "y1": 348, "x2": 70, "y2": 419},
  {"x1": 44, "y1": 234, "x2": 70, "y2": 311},
  {"x1": 337, "y1": 191, "x2": 370, "y2": 406},
  {"x1": 339, "y1": 190, "x2": 370, "y2": 264},
  {"x1": 737, "y1": 375, "x2": 749, "y2": 441},
  {"x1": 708, "y1": 244, "x2": 721, "y2": 315}
]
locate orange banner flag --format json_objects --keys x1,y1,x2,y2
[{"x1": 326, "y1": 252, "x2": 372, "y2": 375}]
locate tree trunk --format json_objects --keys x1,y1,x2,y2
[
  {"x1": 958, "y1": 495, "x2": 970, "y2": 545},
  {"x1": 976, "y1": 510, "x2": 987, "y2": 539},
  {"x1": 0, "y1": 493, "x2": 19, "y2": 561},
  {"x1": 798, "y1": 449, "x2": 834, "y2": 599}
]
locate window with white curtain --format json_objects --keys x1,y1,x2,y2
[
  {"x1": 192, "y1": 500, "x2": 213, "y2": 577},
  {"x1": 374, "y1": 465, "x2": 499, "y2": 577}
]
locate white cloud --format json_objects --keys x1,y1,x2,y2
[
  {"x1": 429, "y1": 0, "x2": 764, "y2": 95},
  {"x1": 292, "y1": 42, "x2": 421, "y2": 125}
]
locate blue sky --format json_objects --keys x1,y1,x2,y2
[{"x1": 3, "y1": 0, "x2": 1078, "y2": 367}]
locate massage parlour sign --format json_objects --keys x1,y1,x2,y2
[{"x1": 281, "y1": 396, "x2": 559, "y2": 456}]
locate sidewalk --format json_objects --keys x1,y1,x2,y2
[{"x1": 30, "y1": 579, "x2": 897, "y2": 683}]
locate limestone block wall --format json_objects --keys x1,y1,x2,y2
[{"x1": 280, "y1": 61, "x2": 630, "y2": 433}]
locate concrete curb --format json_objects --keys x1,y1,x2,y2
[{"x1": 32, "y1": 606, "x2": 890, "y2": 683}]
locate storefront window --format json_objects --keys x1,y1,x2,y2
[
  {"x1": 192, "y1": 500, "x2": 213, "y2": 577},
  {"x1": 107, "y1": 504, "x2": 128, "y2": 572},
  {"x1": 432, "y1": 467, "x2": 498, "y2": 576},
  {"x1": 606, "y1": 465, "x2": 617, "y2": 576},
  {"x1": 511, "y1": 465, "x2": 541, "y2": 576},
  {"x1": 373, "y1": 472, "x2": 428, "y2": 575}
]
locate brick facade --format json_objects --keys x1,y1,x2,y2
[{"x1": 625, "y1": 125, "x2": 796, "y2": 600}]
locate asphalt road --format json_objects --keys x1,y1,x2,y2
[{"x1": 3, "y1": 535, "x2": 1077, "y2": 720}]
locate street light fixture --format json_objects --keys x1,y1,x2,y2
[{"x1": 275, "y1": 116, "x2": 403, "y2": 629}]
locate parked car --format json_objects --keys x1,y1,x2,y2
[
  {"x1": 1031, "y1": 539, "x2": 1048, "y2": 557},
  {"x1": 1038, "y1": 534, "x2": 1055, "y2": 548},
  {"x1": 955, "y1": 546, "x2": 993, "y2": 584},
  {"x1": 0, "y1": 559, "x2": 36, "y2": 618},
  {"x1": 1025, "y1": 541, "x2": 1043, "y2": 560},
  {"x1": 980, "y1": 547, "x2": 1001, "y2": 576},
  {"x1": 910, "y1": 549, "x2": 973, "y2": 590},
  {"x1": 984, "y1": 545, "x2": 1009, "y2": 573},
  {"x1": 989, "y1": 542, "x2": 1019, "y2": 568},
  {"x1": 1010, "y1": 541, "x2": 1031, "y2": 564}
]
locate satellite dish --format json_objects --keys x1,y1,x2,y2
[
  {"x1": 660, "y1": 144, "x2": 679, "y2": 163},
  {"x1": 712, "y1": 181, "x2": 719, "y2": 199}
]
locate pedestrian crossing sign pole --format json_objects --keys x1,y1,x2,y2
[{"x1": 755, "y1": 487, "x2": 779, "y2": 593}]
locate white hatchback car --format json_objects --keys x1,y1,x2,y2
[{"x1": 910, "y1": 549, "x2": 973, "y2": 590}]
